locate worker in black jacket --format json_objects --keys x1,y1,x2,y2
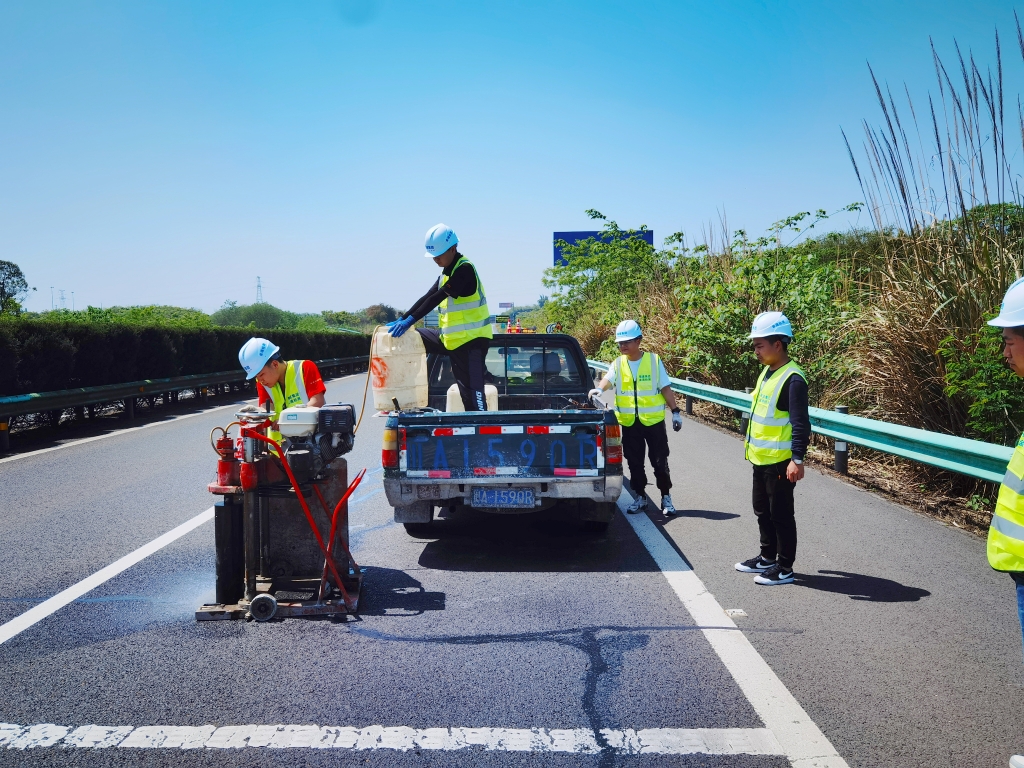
[
  {"x1": 387, "y1": 224, "x2": 493, "y2": 411},
  {"x1": 734, "y1": 312, "x2": 810, "y2": 586}
]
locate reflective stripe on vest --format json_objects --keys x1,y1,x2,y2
[
  {"x1": 267, "y1": 360, "x2": 310, "y2": 446},
  {"x1": 988, "y1": 433, "x2": 1024, "y2": 572},
  {"x1": 744, "y1": 361, "x2": 806, "y2": 466},
  {"x1": 614, "y1": 352, "x2": 667, "y2": 427},
  {"x1": 438, "y1": 256, "x2": 494, "y2": 351}
]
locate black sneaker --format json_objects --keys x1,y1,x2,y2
[
  {"x1": 754, "y1": 564, "x2": 795, "y2": 585},
  {"x1": 734, "y1": 556, "x2": 775, "y2": 573}
]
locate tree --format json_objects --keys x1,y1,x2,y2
[
  {"x1": 363, "y1": 304, "x2": 399, "y2": 324},
  {"x1": 0, "y1": 261, "x2": 34, "y2": 315}
]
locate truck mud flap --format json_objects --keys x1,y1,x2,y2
[{"x1": 394, "y1": 501, "x2": 433, "y2": 523}]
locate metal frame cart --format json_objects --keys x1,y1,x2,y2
[{"x1": 197, "y1": 411, "x2": 364, "y2": 622}]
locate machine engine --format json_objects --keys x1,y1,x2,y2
[{"x1": 278, "y1": 403, "x2": 356, "y2": 482}]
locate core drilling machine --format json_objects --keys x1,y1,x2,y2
[{"x1": 197, "y1": 403, "x2": 364, "y2": 622}]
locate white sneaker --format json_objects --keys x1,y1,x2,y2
[
  {"x1": 1009, "y1": 755, "x2": 1024, "y2": 768},
  {"x1": 626, "y1": 494, "x2": 649, "y2": 514},
  {"x1": 661, "y1": 494, "x2": 677, "y2": 516}
]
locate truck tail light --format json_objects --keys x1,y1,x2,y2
[
  {"x1": 382, "y1": 428, "x2": 403, "y2": 468},
  {"x1": 604, "y1": 424, "x2": 622, "y2": 464}
]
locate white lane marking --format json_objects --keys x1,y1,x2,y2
[
  {"x1": 0, "y1": 723, "x2": 784, "y2": 755},
  {"x1": 620, "y1": 493, "x2": 850, "y2": 768},
  {"x1": 0, "y1": 507, "x2": 214, "y2": 646},
  {"x1": 0, "y1": 373, "x2": 362, "y2": 465}
]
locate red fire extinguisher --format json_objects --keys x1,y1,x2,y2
[{"x1": 211, "y1": 427, "x2": 241, "y2": 487}]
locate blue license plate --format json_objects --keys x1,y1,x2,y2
[{"x1": 472, "y1": 488, "x2": 535, "y2": 508}]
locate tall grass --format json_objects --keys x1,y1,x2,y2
[{"x1": 842, "y1": 18, "x2": 1024, "y2": 434}]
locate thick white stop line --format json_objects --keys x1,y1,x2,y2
[
  {"x1": 0, "y1": 723, "x2": 784, "y2": 755},
  {"x1": 619, "y1": 492, "x2": 850, "y2": 768}
]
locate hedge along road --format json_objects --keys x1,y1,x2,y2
[{"x1": 0, "y1": 371, "x2": 1014, "y2": 766}]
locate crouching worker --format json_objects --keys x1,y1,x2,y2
[
  {"x1": 734, "y1": 312, "x2": 809, "y2": 586},
  {"x1": 589, "y1": 320, "x2": 682, "y2": 516},
  {"x1": 237, "y1": 337, "x2": 326, "y2": 446},
  {"x1": 386, "y1": 223, "x2": 493, "y2": 411}
]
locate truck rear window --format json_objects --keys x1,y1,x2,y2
[{"x1": 431, "y1": 342, "x2": 583, "y2": 394}]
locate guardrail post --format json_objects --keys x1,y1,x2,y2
[
  {"x1": 740, "y1": 387, "x2": 752, "y2": 434},
  {"x1": 123, "y1": 397, "x2": 135, "y2": 420},
  {"x1": 684, "y1": 377, "x2": 694, "y2": 416},
  {"x1": 0, "y1": 420, "x2": 9, "y2": 453},
  {"x1": 834, "y1": 405, "x2": 849, "y2": 474}
]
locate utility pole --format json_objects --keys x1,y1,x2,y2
[
  {"x1": 50, "y1": 287, "x2": 54, "y2": 310},
  {"x1": 71, "y1": 292, "x2": 75, "y2": 311},
  {"x1": 59, "y1": 289, "x2": 65, "y2": 309},
  {"x1": 256, "y1": 277, "x2": 263, "y2": 304}
]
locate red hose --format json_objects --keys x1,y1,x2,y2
[{"x1": 241, "y1": 428, "x2": 351, "y2": 604}]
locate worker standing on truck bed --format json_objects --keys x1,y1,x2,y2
[
  {"x1": 734, "y1": 312, "x2": 809, "y2": 586},
  {"x1": 387, "y1": 223, "x2": 493, "y2": 411},
  {"x1": 238, "y1": 337, "x2": 326, "y2": 445},
  {"x1": 980, "y1": 278, "x2": 1024, "y2": 768},
  {"x1": 589, "y1": 320, "x2": 681, "y2": 515}
]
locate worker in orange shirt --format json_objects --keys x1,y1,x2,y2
[{"x1": 238, "y1": 337, "x2": 326, "y2": 445}]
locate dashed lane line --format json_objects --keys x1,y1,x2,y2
[
  {"x1": 620, "y1": 491, "x2": 849, "y2": 768},
  {"x1": 0, "y1": 723, "x2": 784, "y2": 755},
  {"x1": 0, "y1": 507, "x2": 214, "y2": 646}
]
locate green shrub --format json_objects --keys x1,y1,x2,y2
[
  {"x1": 0, "y1": 319, "x2": 370, "y2": 396},
  {"x1": 940, "y1": 324, "x2": 1024, "y2": 444}
]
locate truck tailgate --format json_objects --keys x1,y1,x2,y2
[{"x1": 387, "y1": 410, "x2": 620, "y2": 480}]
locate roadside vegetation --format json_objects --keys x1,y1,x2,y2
[
  {"x1": 532, "y1": 23, "x2": 1024, "y2": 527},
  {"x1": 0, "y1": 275, "x2": 381, "y2": 397}
]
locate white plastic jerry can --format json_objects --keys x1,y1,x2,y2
[
  {"x1": 445, "y1": 383, "x2": 498, "y2": 412},
  {"x1": 371, "y1": 327, "x2": 429, "y2": 411}
]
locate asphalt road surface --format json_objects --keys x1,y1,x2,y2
[{"x1": 0, "y1": 373, "x2": 1021, "y2": 767}]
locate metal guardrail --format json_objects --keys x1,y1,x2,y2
[
  {"x1": 588, "y1": 360, "x2": 1013, "y2": 484},
  {"x1": 0, "y1": 355, "x2": 370, "y2": 452}
]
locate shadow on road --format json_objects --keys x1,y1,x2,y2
[
  {"x1": 413, "y1": 507, "x2": 660, "y2": 573},
  {"x1": 797, "y1": 569, "x2": 931, "y2": 602},
  {"x1": 670, "y1": 509, "x2": 741, "y2": 521},
  {"x1": 357, "y1": 566, "x2": 446, "y2": 616}
]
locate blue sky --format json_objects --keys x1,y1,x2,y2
[{"x1": 1, "y1": 0, "x2": 1019, "y2": 315}]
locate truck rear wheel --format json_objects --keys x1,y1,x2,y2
[
  {"x1": 576, "y1": 499, "x2": 615, "y2": 532},
  {"x1": 403, "y1": 521, "x2": 437, "y2": 535}
]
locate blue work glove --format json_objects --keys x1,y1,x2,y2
[
  {"x1": 390, "y1": 317, "x2": 413, "y2": 338},
  {"x1": 384, "y1": 320, "x2": 400, "y2": 331},
  {"x1": 672, "y1": 411, "x2": 683, "y2": 431}
]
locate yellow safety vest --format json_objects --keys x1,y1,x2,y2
[
  {"x1": 988, "y1": 433, "x2": 1024, "y2": 572},
  {"x1": 745, "y1": 360, "x2": 807, "y2": 466},
  {"x1": 438, "y1": 256, "x2": 494, "y2": 351},
  {"x1": 266, "y1": 360, "x2": 311, "y2": 446},
  {"x1": 614, "y1": 352, "x2": 667, "y2": 427}
]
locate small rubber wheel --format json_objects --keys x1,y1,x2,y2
[{"x1": 250, "y1": 593, "x2": 278, "y2": 622}]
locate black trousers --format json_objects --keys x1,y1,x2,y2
[
  {"x1": 621, "y1": 418, "x2": 672, "y2": 499},
  {"x1": 417, "y1": 328, "x2": 489, "y2": 411},
  {"x1": 752, "y1": 460, "x2": 797, "y2": 570}
]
